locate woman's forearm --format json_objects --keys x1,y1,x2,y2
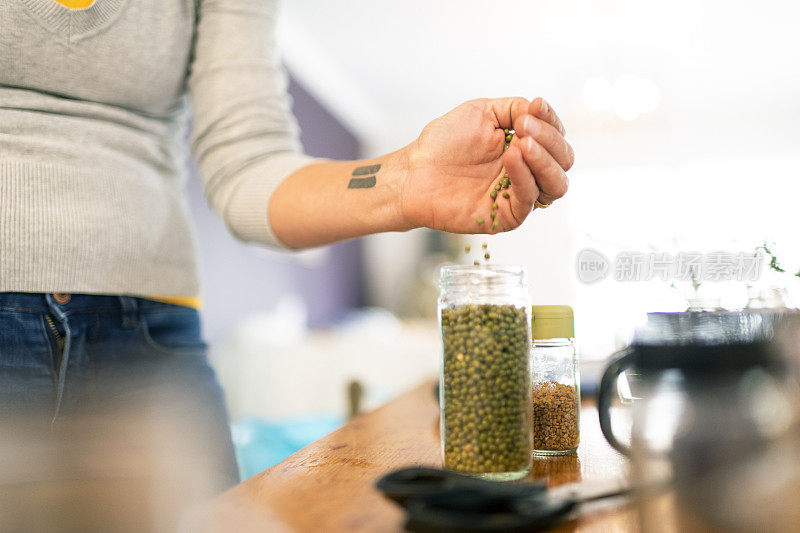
[
  {"x1": 268, "y1": 97, "x2": 573, "y2": 249},
  {"x1": 268, "y1": 147, "x2": 415, "y2": 249}
]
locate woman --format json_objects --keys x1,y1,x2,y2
[{"x1": 0, "y1": 0, "x2": 573, "y2": 488}]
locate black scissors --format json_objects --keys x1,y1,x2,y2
[{"x1": 376, "y1": 467, "x2": 630, "y2": 532}]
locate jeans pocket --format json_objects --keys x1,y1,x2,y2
[
  {"x1": 0, "y1": 309, "x2": 55, "y2": 372},
  {"x1": 0, "y1": 309, "x2": 57, "y2": 412},
  {"x1": 138, "y1": 306, "x2": 207, "y2": 355}
]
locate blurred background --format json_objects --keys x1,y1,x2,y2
[{"x1": 186, "y1": 0, "x2": 800, "y2": 479}]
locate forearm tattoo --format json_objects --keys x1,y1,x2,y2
[{"x1": 348, "y1": 164, "x2": 380, "y2": 189}]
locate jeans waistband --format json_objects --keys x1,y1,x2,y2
[{"x1": 0, "y1": 293, "x2": 186, "y2": 315}]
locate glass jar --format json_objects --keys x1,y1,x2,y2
[
  {"x1": 598, "y1": 310, "x2": 800, "y2": 532},
  {"x1": 438, "y1": 265, "x2": 533, "y2": 480},
  {"x1": 530, "y1": 305, "x2": 580, "y2": 455}
]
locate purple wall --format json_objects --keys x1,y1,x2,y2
[{"x1": 187, "y1": 74, "x2": 365, "y2": 339}]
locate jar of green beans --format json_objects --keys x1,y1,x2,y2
[{"x1": 438, "y1": 265, "x2": 533, "y2": 480}]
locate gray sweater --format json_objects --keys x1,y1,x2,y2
[{"x1": 0, "y1": 0, "x2": 314, "y2": 296}]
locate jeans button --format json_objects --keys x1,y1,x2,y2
[{"x1": 53, "y1": 293, "x2": 71, "y2": 305}]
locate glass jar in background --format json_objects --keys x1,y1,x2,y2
[
  {"x1": 598, "y1": 311, "x2": 800, "y2": 532},
  {"x1": 438, "y1": 265, "x2": 532, "y2": 480},
  {"x1": 531, "y1": 305, "x2": 580, "y2": 455}
]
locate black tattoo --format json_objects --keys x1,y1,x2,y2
[
  {"x1": 347, "y1": 176, "x2": 377, "y2": 189},
  {"x1": 347, "y1": 164, "x2": 380, "y2": 189},
  {"x1": 352, "y1": 164, "x2": 381, "y2": 176}
]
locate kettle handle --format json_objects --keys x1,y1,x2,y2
[{"x1": 598, "y1": 346, "x2": 636, "y2": 456}]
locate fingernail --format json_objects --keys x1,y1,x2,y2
[
  {"x1": 522, "y1": 115, "x2": 533, "y2": 135},
  {"x1": 524, "y1": 115, "x2": 539, "y2": 136},
  {"x1": 540, "y1": 99, "x2": 548, "y2": 114}
]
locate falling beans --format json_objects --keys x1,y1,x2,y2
[
  {"x1": 464, "y1": 242, "x2": 491, "y2": 265},
  {"x1": 477, "y1": 130, "x2": 514, "y2": 228},
  {"x1": 466, "y1": 133, "x2": 515, "y2": 262}
]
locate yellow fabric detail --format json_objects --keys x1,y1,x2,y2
[
  {"x1": 53, "y1": 0, "x2": 96, "y2": 8},
  {"x1": 147, "y1": 295, "x2": 202, "y2": 310}
]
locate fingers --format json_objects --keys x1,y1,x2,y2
[
  {"x1": 485, "y1": 96, "x2": 565, "y2": 135},
  {"x1": 486, "y1": 96, "x2": 571, "y2": 218},
  {"x1": 517, "y1": 136, "x2": 569, "y2": 205},
  {"x1": 514, "y1": 115, "x2": 574, "y2": 171},
  {"x1": 487, "y1": 97, "x2": 531, "y2": 130},
  {"x1": 530, "y1": 97, "x2": 565, "y2": 136},
  {"x1": 499, "y1": 145, "x2": 538, "y2": 230}
]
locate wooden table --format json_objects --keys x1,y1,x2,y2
[{"x1": 199, "y1": 381, "x2": 642, "y2": 532}]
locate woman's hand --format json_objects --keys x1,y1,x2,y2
[
  {"x1": 400, "y1": 97, "x2": 574, "y2": 234},
  {"x1": 268, "y1": 97, "x2": 572, "y2": 249}
]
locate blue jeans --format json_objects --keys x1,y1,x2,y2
[{"x1": 0, "y1": 293, "x2": 239, "y2": 490}]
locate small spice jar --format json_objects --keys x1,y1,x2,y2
[
  {"x1": 438, "y1": 265, "x2": 533, "y2": 480},
  {"x1": 531, "y1": 305, "x2": 580, "y2": 455}
]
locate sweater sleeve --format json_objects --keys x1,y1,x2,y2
[{"x1": 188, "y1": 0, "x2": 315, "y2": 247}]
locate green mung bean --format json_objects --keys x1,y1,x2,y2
[{"x1": 441, "y1": 304, "x2": 531, "y2": 475}]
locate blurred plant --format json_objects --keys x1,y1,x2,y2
[
  {"x1": 745, "y1": 242, "x2": 799, "y2": 309},
  {"x1": 669, "y1": 264, "x2": 704, "y2": 308},
  {"x1": 756, "y1": 241, "x2": 800, "y2": 278}
]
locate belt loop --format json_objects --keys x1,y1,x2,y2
[{"x1": 119, "y1": 296, "x2": 139, "y2": 328}]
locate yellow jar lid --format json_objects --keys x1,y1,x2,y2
[{"x1": 531, "y1": 305, "x2": 574, "y2": 339}]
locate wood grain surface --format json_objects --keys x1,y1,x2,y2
[{"x1": 199, "y1": 381, "x2": 644, "y2": 532}]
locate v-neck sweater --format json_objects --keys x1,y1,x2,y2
[{"x1": 0, "y1": 0, "x2": 314, "y2": 297}]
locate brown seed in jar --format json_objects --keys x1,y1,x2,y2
[{"x1": 532, "y1": 381, "x2": 579, "y2": 452}]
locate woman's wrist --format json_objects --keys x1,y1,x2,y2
[
  {"x1": 267, "y1": 146, "x2": 419, "y2": 248},
  {"x1": 382, "y1": 144, "x2": 418, "y2": 233}
]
